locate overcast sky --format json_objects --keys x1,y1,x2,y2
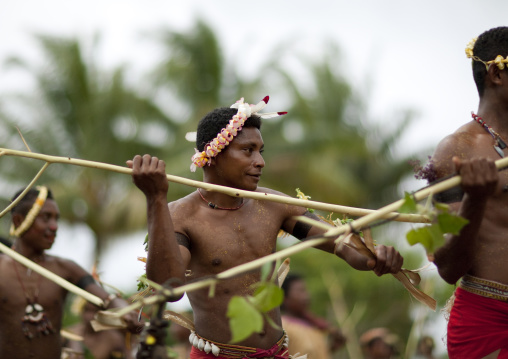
[
  {"x1": 3, "y1": 0, "x2": 508, "y2": 154},
  {"x1": 1, "y1": 1, "x2": 507, "y2": 351}
]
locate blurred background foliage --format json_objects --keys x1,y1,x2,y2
[{"x1": 0, "y1": 19, "x2": 447, "y2": 358}]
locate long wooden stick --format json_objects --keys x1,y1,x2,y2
[
  {"x1": 0, "y1": 242, "x2": 104, "y2": 307},
  {"x1": 324, "y1": 155, "x2": 508, "y2": 237},
  {"x1": 112, "y1": 155, "x2": 508, "y2": 317},
  {"x1": 0, "y1": 148, "x2": 429, "y2": 223},
  {"x1": 0, "y1": 162, "x2": 50, "y2": 218}
]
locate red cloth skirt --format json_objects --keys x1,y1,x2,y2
[{"x1": 447, "y1": 287, "x2": 508, "y2": 358}]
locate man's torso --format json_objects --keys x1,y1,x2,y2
[{"x1": 170, "y1": 188, "x2": 305, "y2": 348}]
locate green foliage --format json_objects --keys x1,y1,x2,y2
[
  {"x1": 399, "y1": 192, "x2": 418, "y2": 214},
  {"x1": 137, "y1": 273, "x2": 148, "y2": 292},
  {"x1": 401, "y1": 192, "x2": 469, "y2": 253},
  {"x1": 295, "y1": 188, "x2": 314, "y2": 213},
  {"x1": 0, "y1": 19, "x2": 436, "y2": 352},
  {"x1": 227, "y1": 281, "x2": 284, "y2": 343},
  {"x1": 227, "y1": 296, "x2": 264, "y2": 343}
]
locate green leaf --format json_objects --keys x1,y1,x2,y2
[
  {"x1": 406, "y1": 224, "x2": 445, "y2": 254},
  {"x1": 227, "y1": 296, "x2": 263, "y2": 343},
  {"x1": 427, "y1": 224, "x2": 445, "y2": 253},
  {"x1": 399, "y1": 192, "x2": 417, "y2": 214},
  {"x1": 434, "y1": 202, "x2": 450, "y2": 212},
  {"x1": 263, "y1": 312, "x2": 282, "y2": 330},
  {"x1": 137, "y1": 274, "x2": 148, "y2": 291},
  {"x1": 252, "y1": 283, "x2": 284, "y2": 312},
  {"x1": 406, "y1": 227, "x2": 432, "y2": 249},
  {"x1": 437, "y1": 212, "x2": 469, "y2": 235}
]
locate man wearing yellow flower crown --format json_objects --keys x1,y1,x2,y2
[
  {"x1": 128, "y1": 96, "x2": 404, "y2": 359},
  {"x1": 0, "y1": 186, "x2": 143, "y2": 359},
  {"x1": 430, "y1": 27, "x2": 508, "y2": 358}
]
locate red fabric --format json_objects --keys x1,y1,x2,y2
[
  {"x1": 190, "y1": 344, "x2": 289, "y2": 359},
  {"x1": 447, "y1": 287, "x2": 508, "y2": 358}
]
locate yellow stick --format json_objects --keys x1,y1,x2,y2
[
  {"x1": 324, "y1": 155, "x2": 508, "y2": 237},
  {"x1": 113, "y1": 156, "x2": 508, "y2": 317},
  {"x1": 0, "y1": 162, "x2": 50, "y2": 218},
  {"x1": 0, "y1": 148, "x2": 429, "y2": 223},
  {"x1": 0, "y1": 242, "x2": 104, "y2": 307}
]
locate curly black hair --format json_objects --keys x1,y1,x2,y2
[
  {"x1": 11, "y1": 187, "x2": 54, "y2": 216},
  {"x1": 195, "y1": 107, "x2": 262, "y2": 152},
  {"x1": 472, "y1": 26, "x2": 508, "y2": 96}
]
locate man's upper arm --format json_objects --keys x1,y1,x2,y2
[
  {"x1": 175, "y1": 232, "x2": 191, "y2": 267},
  {"x1": 62, "y1": 259, "x2": 109, "y2": 298},
  {"x1": 431, "y1": 133, "x2": 472, "y2": 204},
  {"x1": 290, "y1": 211, "x2": 322, "y2": 240}
]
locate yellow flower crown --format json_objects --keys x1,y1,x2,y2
[
  {"x1": 9, "y1": 186, "x2": 48, "y2": 238},
  {"x1": 189, "y1": 96, "x2": 287, "y2": 172},
  {"x1": 465, "y1": 37, "x2": 508, "y2": 70}
]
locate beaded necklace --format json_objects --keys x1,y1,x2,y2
[
  {"x1": 12, "y1": 256, "x2": 54, "y2": 339},
  {"x1": 472, "y1": 112, "x2": 507, "y2": 158},
  {"x1": 197, "y1": 189, "x2": 244, "y2": 210}
]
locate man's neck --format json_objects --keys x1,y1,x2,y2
[
  {"x1": 476, "y1": 100, "x2": 508, "y2": 132},
  {"x1": 13, "y1": 240, "x2": 45, "y2": 262}
]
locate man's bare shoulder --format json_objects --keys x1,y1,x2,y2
[
  {"x1": 168, "y1": 191, "x2": 199, "y2": 214},
  {"x1": 433, "y1": 123, "x2": 486, "y2": 175},
  {"x1": 43, "y1": 254, "x2": 89, "y2": 279}
]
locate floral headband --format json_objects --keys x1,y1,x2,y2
[
  {"x1": 9, "y1": 186, "x2": 48, "y2": 238},
  {"x1": 189, "y1": 96, "x2": 287, "y2": 172},
  {"x1": 465, "y1": 37, "x2": 508, "y2": 70}
]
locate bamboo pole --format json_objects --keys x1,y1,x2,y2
[
  {"x1": 324, "y1": 155, "x2": 508, "y2": 237},
  {"x1": 112, "y1": 156, "x2": 508, "y2": 317},
  {"x1": 5, "y1": 148, "x2": 508, "y2": 322},
  {"x1": 0, "y1": 242, "x2": 104, "y2": 307},
  {"x1": 0, "y1": 162, "x2": 50, "y2": 218},
  {"x1": 0, "y1": 148, "x2": 429, "y2": 223}
]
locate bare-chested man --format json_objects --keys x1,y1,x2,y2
[
  {"x1": 430, "y1": 27, "x2": 508, "y2": 358},
  {"x1": 0, "y1": 186, "x2": 143, "y2": 359},
  {"x1": 129, "y1": 97, "x2": 404, "y2": 359}
]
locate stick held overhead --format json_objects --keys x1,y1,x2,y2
[{"x1": 0, "y1": 148, "x2": 429, "y2": 223}]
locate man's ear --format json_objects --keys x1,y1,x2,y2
[{"x1": 487, "y1": 63, "x2": 504, "y2": 85}]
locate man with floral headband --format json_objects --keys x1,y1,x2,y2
[
  {"x1": 429, "y1": 27, "x2": 508, "y2": 358},
  {"x1": 0, "y1": 186, "x2": 143, "y2": 359},
  {"x1": 128, "y1": 96, "x2": 404, "y2": 359}
]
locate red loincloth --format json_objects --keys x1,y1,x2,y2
[
  {"x1": 447, "y1": 287, "x2": 508, "y2": 358},
  {"x1": 190, "y1": 343, "x2": 290, "y2": 359}
]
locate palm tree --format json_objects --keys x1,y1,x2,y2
[
  {"x1": 0, "y1": 34, "x2": 179, "y2": 257},
  {"x1": 252, "y1": 42, "x2": 435, "y2": 356},
  {"x1": 254, "y1": 43, "x2": 419, "y2": 210}
]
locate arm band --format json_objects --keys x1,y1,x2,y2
[
  {"x1": 76, "y1": 274, "x2": 96, "y2": 289},
  {"x1": 433, "y1": 186, "x2": 464, "y2": 203},
  {"x1": 176, "y1": 232, "x2": 191, "y2": 250},
  {"x1": 292, "y1": 211, "x2": 320, "y2": 240}
]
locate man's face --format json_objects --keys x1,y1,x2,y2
[
  {"x1": 212, "y1": 127, "x2": 265, "y2": 191},
  {"x1": 22, "y1": 199, "x2": 60, "y2": 251}
]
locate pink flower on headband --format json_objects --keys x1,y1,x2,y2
[{"x1": 190, "y1": 96, "x2": 287, "y2": 172}]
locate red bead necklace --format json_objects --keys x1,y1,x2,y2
[{"x1": 472, "y1": 112, "x2": 507, "y2": 157}]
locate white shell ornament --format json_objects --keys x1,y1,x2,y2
[{"x1": 211, "y1": 343, "x2": 220, "y2": 356}]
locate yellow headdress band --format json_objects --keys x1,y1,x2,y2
[
  {"x1": 9, "y1": 186, "x2": 48, "y2": 238},
  {"x1": 189, "y1": 96, "x2": 287, "y2": 172},
  {"x1": 465, "y1": 37, "x2": 508, "y2": 70}
]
